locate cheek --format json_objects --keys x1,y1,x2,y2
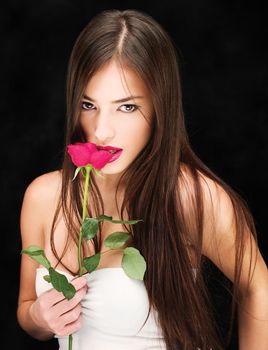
[
  {"x1": 117, "y1": 120, "x2": 148, "y2": 148},
  {"x1": 124, "y1": 118, "x2": 151, "y2": 136},
  {"x1": 79, "y1": 116, "x2": 92, "y2": 136},
  {"x1": 137, "y1": 121, "x2": 151, "y2": 142},
  {"x1": 125, "y1": 121, "x2": 151, "y2": 149}
]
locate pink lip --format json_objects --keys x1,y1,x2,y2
[
  {"x1": 107, "y1": 150, "x2": 123, "y2": 163},
  {"x1": 97, "y1": 145, "x2": 123, "y2": 151}
]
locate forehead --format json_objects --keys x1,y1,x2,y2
[{"x1": 84, "y1": 60, "x2": 150, "y2": 100}]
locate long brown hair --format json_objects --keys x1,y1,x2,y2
[{"x1": 50, "y1": 9, "x2": 258, "y2": 349}]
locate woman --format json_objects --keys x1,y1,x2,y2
[{"x1": 17, "y1": 9, "x2": 268, "y2": 350}]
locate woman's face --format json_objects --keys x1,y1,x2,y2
[{"x1": 79, "y1": 59, "x2": 153, "y2": 176}]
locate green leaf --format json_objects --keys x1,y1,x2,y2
[
  {"x1": 111, "y1": 219, "x2": 143, "y2": 225},
  {"x1": 96, "y1": 215, "x2": 143, "y2": 225},
  {"x1": 81, "y1": 217, "x2": 99, "y2": 240},
  {"x1": 84, "y1": 253, "x2": 101, "y2": 273},
  {"x1": 122, "y1": 247, "x2": 147, "y2": 280},
  {"x1": 104, "y1": 232, "x2": 132, "y2": 249},
  {"x1": 43, "y1": 275, "x2": 51, "y2": 283},
  {"x1": 49, "y1": 267, "x2": 76, "y2": 300},
  {"x1": 21, "y1": 245, "x2": 51, "y2": 270},
  {"x1": 96, "y1": 214, "x2": 113, "y2": 222},
  {"x1": 72, "y1": 166, "x2": 83, "y2": 181}
]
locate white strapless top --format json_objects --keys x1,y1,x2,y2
[{"x1": 36, "y1": 267, "x2": 197, "y2": 350}]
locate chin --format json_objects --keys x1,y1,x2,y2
[
  {"x1": 100, "y1": 155, "x2": 133, "y2": 175},
  {"x1": 100, "y1": 165, "x2": 126, "y2": 175}
]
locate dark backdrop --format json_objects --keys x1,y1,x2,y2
[{"x1": 1, "y1": 1, "x2": 267, "y2": 349}]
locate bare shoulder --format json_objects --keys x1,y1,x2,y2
[
  {"x1": 18, "y1": 170, "x2": 63, "y2": 306},
  {"x1": 180, "y1": 165, "x2": 267, "y2": 294},
  {"x1": 23, "y1": 170, "x2": 62, "y2": 204},
  {"x1": 180, "y1": 162, "x2": 220, "y2": 195},
  {"x1": 20, "y1": 169, "x2": 63, "y2": 248},
  {"x1": 179, "y1": 163, "x2": 234, "y2": 246},
  {"x1": 179, "y1": 162, "x2": 229, "y2": 213}
]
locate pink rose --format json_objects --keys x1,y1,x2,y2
[{"x1": 67, "y1": 142, "x2": 113, "y2": 169}]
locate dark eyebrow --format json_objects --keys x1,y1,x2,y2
[{"x1": 83, "y1": 94, "x2": 144, "y2": 104}]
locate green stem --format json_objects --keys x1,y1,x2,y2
[
  {"x1": 69, "y1": 165, "x2": 91, "y2": 350},
  {"x1": 68, "y1": 334, "x2": 72, "y2": 350},
  {"x1": 78, "y1": 165, "x2": 92, "y2": 277}
]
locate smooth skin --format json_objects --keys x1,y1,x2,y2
[{"x1": 17, "y1": 60, "x2": 268, "y2": 347}]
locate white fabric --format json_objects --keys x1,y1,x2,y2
[{"x1": 35, "y1": 266, "x2": 167, "y2": 350}]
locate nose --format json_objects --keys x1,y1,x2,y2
[{"x1": 94, "y1": 112, "x2": 115, "y2": 143}]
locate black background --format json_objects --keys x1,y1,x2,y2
[{"x1": 1, "y1": 1, "x2": 267, "y2": 349}]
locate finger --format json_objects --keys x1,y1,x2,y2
[
  {"x1": 68, "y1": 276, "x2": 88, "y2": 291},
  {"x1": 56, "y1": 314, "x2": 83, "y2": 337},
  {"x1": 60, "y1": 303, "x2": 82, "y2": 325},
  {"x1": 45, "y1": 276, "x2": 87, "y2": 306},
  {"x1": 53, "y1": 286, "x2": 87, "y2": 316}
]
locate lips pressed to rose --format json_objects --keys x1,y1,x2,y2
[
  {"x1": 67, "y1": 142, "x2": 123, "y2": 168},
  {"x1": 96, "y1": 145, "x2": 123, "y2": 164}
]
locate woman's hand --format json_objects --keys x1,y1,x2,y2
[{"x1": 29, "y1": 276, "x2": 88, "y2": 337}]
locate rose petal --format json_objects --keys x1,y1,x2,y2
[
  {"x1": 90, "y1": 150, "x2": 113, "y2": 169},
  {"x1": 84, "y1": 142, "x2": 98, "y2": 153},
  {"x1": 67, "y1": 144, "x2": 92, "y2": 167}
]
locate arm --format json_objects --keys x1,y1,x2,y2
[
  {"x1": 200, "y1": 175, "x2": 268, "y2": 350},
  {"x1": 238, "y1": 286, "x2": 268, "y2": 350},
  {"x1": 17, "y1": 174, "x2": 55, "y2": 340},
  {"x1": 237, "y1": 240, "x2": 268, "y2": 350},
  {"x1": 17, "y1": 173, "x2": 87, "y2": 340}
]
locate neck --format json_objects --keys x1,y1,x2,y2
[{"x1": 92, "y1": 171, "x2": 125, "y2": 194}]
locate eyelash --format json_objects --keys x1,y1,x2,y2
[{"x1": 81, "y1": 102, "x2": 139, "y2": 113}]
